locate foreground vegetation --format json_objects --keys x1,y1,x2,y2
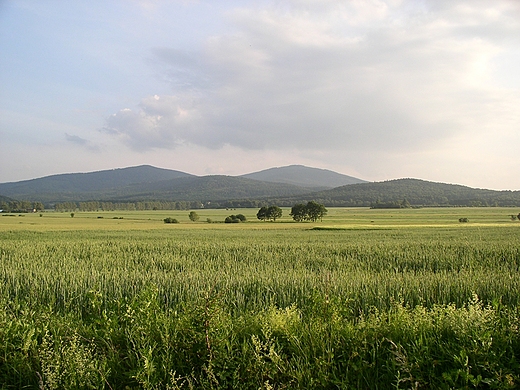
[{"x1": 1, "y1": 208, "x2": 520, "y2": 388}]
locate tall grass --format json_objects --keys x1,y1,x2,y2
[{"x1": 1, "y1": 225, "x2": 520, "y2": 388}]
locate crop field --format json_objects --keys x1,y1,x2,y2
[{"x1": 1, "y1": 207, "x2": 520, "y2": 389}]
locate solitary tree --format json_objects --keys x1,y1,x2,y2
[
  {"x1": 256, "y1": 206, "x2": 268, "y2": 221},
  {"x1": 267, "y1": 205, "x2": 283, "y2": 221},
  {"x1": 306, "y1": 200, "x2": 327, "y2": 222},
  {"x1": 290, "y1": 203, "x2": 307, "y2": 222},
  {"x1": 188, "y1": 211, "x2": 200, "y2": 222}
]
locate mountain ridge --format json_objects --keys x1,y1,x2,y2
[
  {"x1": 0, "y1": 165, "x2": 361, "y2": 204},
  {"x1": 2, "y1": 166, "x2": 520, "y2": 208},
  {"x1": 240, "y1": 165, "x2": 366, "y2": 188}
]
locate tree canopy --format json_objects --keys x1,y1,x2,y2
[
  {"x1": 257, "y1": 205, "x2": 283, "y2": 222},
  {"x1": 290, "y1": 201, "x2": 327, "y2": 222}
]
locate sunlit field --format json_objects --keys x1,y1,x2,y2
[
  {"x1": 1, "y1": 206, "x2": 518, "y2": 230},
  {"x1": 1, "y1": 207, "x2": 520, "y2": 388}
]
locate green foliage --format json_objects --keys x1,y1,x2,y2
[
  {"x1": 289, "y1": 203, "x2": 307, "y2": 222},
  {"x1": 224, "y1": 214, "x2": 245, "y2": 223},
  {"x1": 290, "y1": 201, "x2": 327, "y2": 222},
  {"x1": 311, "y1": 178, "x2": 520, "y2": 207},
  {"x1": 0, "y1": 200, "x2": 44, "y2": 213},
  {"x1": 256, "y1": 206, "x2": 268, "y2": 221},
  {"x1": 189, "y1": 211, "x2": 200, "y2": 222},
  {"x1": 257, "y1": 206, "x2": 283, "y2": 222},
  {"x1": 163, "y1": 217, "x2": 179, "y2": 224},
  {"x1": 371, "y1": 198, "x2": 411, "y2": 209}
]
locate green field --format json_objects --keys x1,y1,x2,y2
[{"x1": 1, "y1": 208, "x2": 520, "y2": 388}]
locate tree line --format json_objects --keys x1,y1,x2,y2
[
  {"x1": 0, "y1": 200, "x2": 44, "y2": 212},
  {"x1": 53, "y1": 200, "x2": 204, "y2": 212}
]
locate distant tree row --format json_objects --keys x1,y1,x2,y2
[
  {"x1": 370, "y1": 199, "x2": 411, "y2": 209},
  {"x1": 0, "y1": 200, "x2": 44, "y2": 212},
  {"x1": 54, "y1": 200, "x2": 204, "y2": 212}
]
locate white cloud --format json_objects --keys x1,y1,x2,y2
[
  {"x1": 103, "y1": 94, "x2": 204, "y2": 150},
  {"x1": 98, "y1": 0, "x2": 520, "y2": 187}
]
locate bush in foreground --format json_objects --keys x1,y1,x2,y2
[{"x1": 1, "y1": 291, "x2": 518, "y2": 389}]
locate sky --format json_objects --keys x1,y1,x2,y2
[{"x1": 1, "y1": 0, "x2": 520, "y2": 190}]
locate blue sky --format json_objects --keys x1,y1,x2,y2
[{"x1": 1, "y1": 0, "x2": 520, "y2": 189}]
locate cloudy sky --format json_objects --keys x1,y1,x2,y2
[{"x1": 1, "y1": 0, "x2": 519, "y2": 189}]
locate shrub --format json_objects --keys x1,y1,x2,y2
[
  {"x1": 189, "y1": 211, "x2": 200, "y2": 222},
  {"x1": 163, "y1": 217, "x2": 179, "y2": 224},
  {"x1": 225, "y1": 215, "x2": 241, "y2": 223}
]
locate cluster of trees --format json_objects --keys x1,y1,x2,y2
[
  {"x1": 225, "y1": 214, "x2": 246, "y2": 223},
  {"x1": 256, "y1": 205, "x2": 283, "y2": 221},
  {"x1": 0, "y1": 200, "x2": 44, "y2": 212},
  {"x1": 290, "y1": 201, "x2": 328, "y2": 222}
]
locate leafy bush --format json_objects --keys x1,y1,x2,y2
[
  {"x1": 163, "y1": 217, "x2": 179, "y2": 224},
  {"x1": 225, "y1": 215, "x2": 240, "y2": 223}
]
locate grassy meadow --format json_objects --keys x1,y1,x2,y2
[{"x1": 1, "y1": 207, "x2": 520, "y2": 388}]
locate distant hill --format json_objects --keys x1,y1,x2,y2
[
  {"x1": 0, "y1": 166, "x2": 317, "y2": 204},
  {"x1": 0, "y1": 165, "x2": 194, "y2": 202},
  {"x1": 3, "y1": 166, "x2": 519, "y2": 209},
  {"x1": 306, "y1": 179, "x2": 520, "y2": 207},
  {"x1": 101, "y1": 175, "x2": 312, "y2": 202},
  {"x1": 241, "y1": 165, "x2": 366, "y2": 189},
  {"x1": 0, "y1": 195, "x2": 13, "y2": 203}
]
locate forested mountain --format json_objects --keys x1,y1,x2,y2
[
  {"x1": 97, "y1": 175, "x2": 313, "y2": 202},
  {"x1": 0, "y1": 173, "x2": 314, "y2": 205},
  {"x1": 0, "y1": 165, "x2": 363, "y2": 204},
  {"x1": 0, "y1": 165, "x2": 193, "y2": 200},
  {"x1": 3, "y1": 166, "x2": 520, "y2": 209},
  {"x1": 241, "y1": 165, "x2": 366, "y2": 188},
  {"x1": 305, "y1": 179, "x2": 520, "y2": 207},
  {"x1": 0, "y1": 195, "x2": 13, "y2": 204}
]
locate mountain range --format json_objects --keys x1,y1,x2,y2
[
  {"x1": 1, "y1": 165, "x2": 520, "y2": 208},
  {"x1": 0, "y1": 165, "x2": 364, "y2": 205}
]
